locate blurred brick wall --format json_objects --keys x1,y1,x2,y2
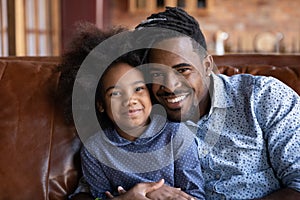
[{"x1": 109, "y1": 0, "x2": 300, "y2": 54}]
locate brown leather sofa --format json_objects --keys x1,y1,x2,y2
[{"x1": 1, "y1": 54, "x2": 300, "y2": 200}]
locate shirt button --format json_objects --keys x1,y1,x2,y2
[
  {"x1": 203, "y1": 149, "x2": 209, "y2": 155},
  {"x1": 215, "y1": 174, "x2": 221, "y2": 179}
]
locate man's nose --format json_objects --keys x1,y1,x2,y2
[{"x1": 161, "y1": 71, "x2": 181, "y2": 92}]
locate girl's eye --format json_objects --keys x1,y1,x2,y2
[
  {"x1": 135, "y1": 86, "x2": 145, "y2": 92},
  {"x1": 111, "y1": 91, "x2": 121, "y2": 96},
  {"x1": 151, "y1": 72, "x2": 164, "y2": 78}
]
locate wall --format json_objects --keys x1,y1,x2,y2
[
  {"x1": 61, "y1": 0, "x2": 97, "y2": 51},
  {"x1": 109, "y1": 0, "x2": 300, "y2": 54}
]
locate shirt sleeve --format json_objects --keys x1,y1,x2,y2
[
  {"x1": 81, "y1": 146, "x2": 112, "y2": 199},
  {"x1": 173, "y1": 136, "x2": 206, "y2": 200},
  {"x1": 254, "y1": 76, "x2": 300, "y2": 192}
]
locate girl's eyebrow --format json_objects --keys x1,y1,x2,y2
[
  {"x1": 105, "y1": 80, "x2": 145, "y2": 93},
  {"x1": 105, "y1": 86, "x2": 117, "y2": 93},
  {"x1": 133, "y1": 80, "x2": 146, "y2": 85}
]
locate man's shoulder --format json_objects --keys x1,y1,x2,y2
[
  {"x1": 217, "y1": 73, "x2": 281, "y2": 87},
  {"x1": 216, "y1": 73, "x2": 279, "y2": 94},
  {"x1": 218, "y1": 73, "x2": 261, "y2": 83}
]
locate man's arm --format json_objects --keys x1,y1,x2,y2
[
  {"x1": 258, "y1": 188, "x2": 300, "y2": 200},
  {"x1": 255, "y1": 77, "x2": 300, "y2": 199},
  {"x1": 110, "y1": 182, "x2": 194, "y2": 200},
  {"x1": 109, "y1": 180, "x2": 195, "y2": 200},
  {"x1": 71, "y1": 179, "x2": 167, "y2": 200},
  {"x1": 109, "y1": 180, "x2": 166, "y2": 200},
  {"x1": 146, "y1": 184, "x2": 195, "y2": 200}
]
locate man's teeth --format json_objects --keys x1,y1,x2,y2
[{"x1": 167, "y1": 95, "x2": 186, "y2": 103}]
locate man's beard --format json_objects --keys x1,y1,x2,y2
[{"x1": 167, "y1": 103, "x2": 200, "y2": 122}]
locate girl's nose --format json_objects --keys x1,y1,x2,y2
[{"x1": 122, "y1": 94, "x2": 138, "y2": 106}]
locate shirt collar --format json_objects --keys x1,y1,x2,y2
[
  {"x1": 102, "y1": 114, "x2": 167, "y2": 146},
  {"x1": 186, "y1": 73, "x2": 234, "y2": 126},
  {"x1": 209, "y1": 73, "x2": 234, "y2": 113}
]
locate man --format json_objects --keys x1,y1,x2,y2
[{"x1": 72, "y1": 7, "x2": 300, "y2": 200}]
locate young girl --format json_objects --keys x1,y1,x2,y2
[
  {"x1": 81, "y1": 51, "x2": 205, "y2": 200},
  {"x1": 58, "y1": 22, "x2": 205, "y2": 200}
]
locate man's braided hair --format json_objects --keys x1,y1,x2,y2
[{"x1": 135, "y1": 6, "x2": 207, "y2": 51}]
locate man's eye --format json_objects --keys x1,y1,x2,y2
[{"x1": 177, "y1": 68, "x2": 191, "y2": 74}]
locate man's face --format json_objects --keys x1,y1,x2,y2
[{"x1": 149, "y1": 37, "x2": 212, "y2": 122}]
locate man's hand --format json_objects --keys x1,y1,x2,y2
[
  {"x1": 146, "y1": 184, "x2": 195, "y2": 200},
  {"x1": 106, "y1": 179, "x2": 165, "y2": 200}
]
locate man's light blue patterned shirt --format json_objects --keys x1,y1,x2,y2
[{"x1": 186, "y1": 73, "x2": 300, "y2": 200}]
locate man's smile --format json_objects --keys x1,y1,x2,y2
[
  {"x1": 157, "y1": 92, "x2": 191, "y2": 110},
  {"x1": 165, "y1": 94, "x2": 188, "y2": 103}
]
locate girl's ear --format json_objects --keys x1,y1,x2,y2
[{"x1": 97, "y1": 101, "x2": 104, "y2": 113}]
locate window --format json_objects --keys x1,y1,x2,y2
[
  {"x1": 129, "y1": 0, "x2": 156, "y2": 12},
  {"x1": 136, "y1": 0, "x2": 146, "y2": 9},
  {"x1": 18, "y1": 0, "x2": 61, "y2": 56},
  {"x1": 157, "y1": 0, "x2": 164, "y2": 8},
  {"x1": 128, "y1": 0, "x2": 213, "y2": 14},
  {"x1": 0, "y1": 0, "x2": 61, "y2": 56},
  {"x1": 197, "y1": 0, "x2": 206, "y2": 8},
  {"x1": 0, "y1": 0, "x2": 8, "y2": 56},
  {"x1": 177, "y1": 0, "x2": 185, "y2": 8}
]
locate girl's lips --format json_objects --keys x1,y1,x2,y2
[{"x1": 124, "y1": 108, "x2": 143, "y2": 117}]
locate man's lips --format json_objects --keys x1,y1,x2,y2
[
  {"x1": 160, "y1": 94, "x2": 189, "y2": 109},
  {"x1": 165, "y1": 94, "x2": 187, "y2": 103}
]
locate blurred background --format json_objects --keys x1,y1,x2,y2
[{"x1": 1, "y1": 0, "x2": 300, "y2": 56}]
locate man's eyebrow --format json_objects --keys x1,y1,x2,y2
[
  {"x1": 150, "y1": 63, "x2": 191, "y2": 71},
  {"x1": 172, "y1": 63, "x2": 191, "y2": 69}
]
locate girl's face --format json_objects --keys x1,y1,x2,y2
[{"x1": 99, "y1": 62, "x2": 152, "y2": 139}]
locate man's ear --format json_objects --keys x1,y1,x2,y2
[
  {"x1": 96, "y1": 101, "x2": 104, "y2": 113},
  {"x1": 203, "y1": 55, "x2": 214, "y2": 77}
]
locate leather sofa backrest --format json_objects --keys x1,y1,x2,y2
[
  {"x1": 214, "y1": 54, "x2": 300, "y2": 95},
  {"x1": 0, "y1": 55, "x2": 299, "y2": 200}
]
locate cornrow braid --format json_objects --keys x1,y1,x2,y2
[{"x1": 135, "y1": 6, "x2": 207, "y2": 50}]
